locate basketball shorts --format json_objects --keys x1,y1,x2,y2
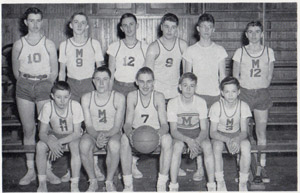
[
  {"x1": 67, "y1": 77, "x2": 94, "y2": 102},
  {"x1": 196, "y1": 94, "x2": 220, "y2": 109},
  {"x1": 173, "y1": 128, "x2": 203, "y2": 154},
  {"x1": 82, "y1": 132, "x2": 121, "y2": 152},
  {"x1": 240, "y1": 87, "x2": 273, "y2": 111},
  {"x1": 154, "y1": 81, "x2": 179, "y2": 100},
  {"x1": 113, "y1": 79, "x2": 137, "y2": 97},
  {"x1": 16, "y1": 77, "x2": 52, "y2": 102}
]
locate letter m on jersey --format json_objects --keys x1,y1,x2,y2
[
  {"x1": 98, "y1": 109, "x2": 107, "y2": 123},
  {"x1": 226, "y1": 118, "x2": 233, "y2": 131},
  {"x1": 76, "y1": 49, "x2": 83, "y2": 58},
  {"x1": 182, "y1": 116, "x2": 192, "y2": 127},
  {"x1": 59, "y1": 118, "x2": 68, "y2": 132},
  {"x1": 252, "y1": 59, "x2": 260, "y2": 68}
]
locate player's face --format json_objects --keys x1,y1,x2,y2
[
  {"x1": 246, "y1": 26, "x2": 263, "y2": 44},
  {"x1": 161, "y1": 20, "x2": 178, "y2": 40},
  {"x1": 70, "y1": 15, "x2": 89, "y2": 35},
  {"x1": 179, "y1": 78, "x2": 196, "y2": 99},
  {"x1": 93, "y1": 71, "x2": 111, "y2": 94},
  {"x1": 52, "y1": 90, "x2": 71, "y2": 109},
  {"x1": 121, "y1": 17, "x2": 138, "y2": 38},
  {"x1": 197, "y1": 21, "x2": 214, "y2": 40},
  {"x1": 25, "y1": 13, "x2": 43, "y2": 33},
  {"x1": 221, "y1": 84, "x2": 240, "y2": 104},
  {"x1": 136, "y1": 73, "x2": 154, "y2": 96}
]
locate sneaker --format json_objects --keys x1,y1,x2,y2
[
  {"x1": 95, "y1": 164, "x2": 105, "y2": 181},
  {"x1": 239, "y1": 182, "x2": 248, "y2": 191},
  {"x1": 178, "y1": 168, "x2": 187, "y2": 177},
  {"x1": 19, "y1": 169, "x2": 36, "y2": 185},
  {"x1": 123, "y1": 184, "x2": 133, "y2": 192},
  {"x1": 61, "y1": 169, "x2": 71, "y2": 182},
  {"x1": 71, "y1": 182, "x2": 80, "y2": 192},
  {"x1": 207, "y1": 182, "x2": 216, "y2": 191},
  {"x1": 217, "y1": 181, "x2": 227, "y2": 191},
  {"x1": 86, "y1": 179, "x2": 98, "y2": 192},
  {"x1": 132, "y1": 158, "x2": 143, "y2": 179},
  {"x1": 169, "y1": 183, "x2": 179, "y2": 192},
  {"x1": 105, "y1": 181, "x2": 116, "y2": 192},
  {"x1": 157, "y1": 182, "x2": 166, "y2": 192},
  {"x1": 261, "y1": 167, "x2": 270, "y2": 183},
  {"x1": 46, "y1": 168, "x2": 61, "y2": 184},
  {"x1": 37, "y1": 181, "x2": 47, "y2": 192},
  {"x1": 193, "y1": 167, "x2": 204, "y2": 181}
]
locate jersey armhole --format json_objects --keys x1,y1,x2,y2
[
  {"x1": 153, "y1": 91, "x2": 159, "y2": 111},
  {"x1": 178, "y1": 38, "x2": 184, "y2": 55},
  {"x1": 112, "y1": 91, "x2": 117, "y2": 110},
  {"x1": 88, "y1": 92, "x2": 93, "y2": 109},
  {"x1": 90, "y1": 38, "x2": 96, "y2": 55},
  {"x1": 114, "y1": 40, "x2": 122, "y2": 58},
  {"x1": 154, "y1": 41, "x2": 160, "y2": 61},
  {"x1": 17, "y1": 38, "x2": 24, "y2": 60},
  {"x1": 240, "y1": 47, "x2": 244, "y2": 64},
  {"x1": 266, "y1": 46, "x2": 270, "y2": 64},
  {"x1": 44, "y1": 37, "x2": 51, "y2": 57},
  {"x1": 140, "y1": 41, "x2": 146, "y2": 59},
  {"x1": 134, "y1": 91, "x2": 138, "y2": 108},
  {"x1": 65, "y1": 39, "x2": 69, "y2": 57},
  {"x1": 70, "y1": 100, "x2": 74, "y2": 115},
  {"x1": 49, "y1": 101, "x2": 53, "y2": 119},
  {"x1": 218, "y1": 100, "x2": 222, "y2": 118}
]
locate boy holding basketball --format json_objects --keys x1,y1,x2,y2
[
  {"x1": 36, "y1": 81, "x2": 83, "y2": 192},
  {"x1": 183, "y1": 13, "x2": 228, "y2": 181},
  {"x1": 80, "y1": 67, "x2": 125, "y2": 192},
  {"x1": 209, "y1": 76, "x2": 252, "y2": 191},
  {"x1": 120, "y1": 67, "x2": 173, "y2": 191},
  {"x1": 167, "y1": 72, "x2": 216, "y2": 191}
]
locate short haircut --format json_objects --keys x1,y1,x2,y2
[
  {"x1": 70, "y1": 12, "x2": 89, "y2": 23},
  {"x1": 93, "y1": 66, "x2": 112, "y2": 78},
  {"x1": 245, "y1": 21, "x2": 263, "y2": 32},
  {"x1": 197, "y1": 13, "x2": 215, "y2": 26},
  {"x1": 120, "y1": 13, "x2": 137, "y2": 24},
  {"x1": 160, "y1": 13, "x2": 179, "y2": 26},
  {"x1": 220, "y1": 76, "x2": 240, "y2": 91},
  {"x1": 179, "y1": 72, "x2": 197, "y2": 84},
  {"x1": 51, "y1": 81, "x2": 71, "y2": 94},
  {"x1": 24, "y1": 7, "x2": 43, "y2": 20},
  {"x1": 136, "y1": 67, "x2": 155, "y2": 80}
]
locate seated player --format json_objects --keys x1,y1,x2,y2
[
  {"x1": 168, "y1": 72, "x2": 216, "y2": 191},
  {"x1": 209, "y1": 76, "x2": 252, "y2": 191},
  {"x1": 36, "y1": 81, "x2": 83, "y2": 192},
  {"x1": 80, "y1": 67, "x2": 125, "y2": 192},
  {"x1": 120, "y1": 67, "x2": 173, "y2": 191}
]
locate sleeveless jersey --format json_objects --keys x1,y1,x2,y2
[
  {"x1": 154, "y1": 38, "x2": 182, "y2": 99},
  {"x1": 108, "y1": 40, "x2": 147, "y2": 83},
  {"x1": 238, "y1": 46, "x2": 273, "y2": 89},
  {"x1": 18, "y1": 36, "x2": 50, "y2": 75},
  {"x1": 217, "y1": 99, "x2": 241, "y2": 133},
  {"x1": 89, "y1": 91, "x2": 116, "y2": 131},
  {"x1": 60, "y1": 38, "x2": 102, "y2": 80},
  {"x1": 133, "y1": 91, "x2": 160, "y2": 130}
]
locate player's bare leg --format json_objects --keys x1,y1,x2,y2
[
  {"x1": 213, "y1": 140, "x2": 226, "y2": 191},
  {"x1": 36, "y1": 141, "x2": 49, "y2": 192},
  {"x1": 169, "y1": 139, "x2": 184, "y2": 191},
  {"x1": 239, "y1": 139, "x2": 251, "y2": 191},
  {"x1": 202, "y1": 139, "x2": 216, "y2": 191},
  {"x1": 120, "y1": 134, "x2": 133, "y2": 191},
  {"x1": 69, "y1": 138, "x2": 81, "y2": 192}
]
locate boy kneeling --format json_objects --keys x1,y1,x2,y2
[
  {"x1": 209, "y1": 76, "x2": 252, "y2": 191},
  {"x1": 36, "y1": 81, "x2": 83, "y2": 192},
  {"x1": 168, "y1": 72, "x2": 216, "y2": 191}
]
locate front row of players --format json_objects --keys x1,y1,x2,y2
[{"x1": 36, "y1": 66, "x2": 252, "y2": 192}]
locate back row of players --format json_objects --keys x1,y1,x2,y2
[{"x1": 12, "y1": 7, "x2": 275, "y2": 192}]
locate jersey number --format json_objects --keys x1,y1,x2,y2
[
  {"x1": 141, "y1": 114, "x2": 149, "y2": 123},
  {"x1": 59, "y1": 119, "x2": 68, "y2": 132},
  {"x1": 98, "y1": 110, "x2": 107, "y2": 123},
  {"x1": 226, "y1": 118, "x2": 233, "y2": 131},
  {"x1": 76, "y1": 49, "x2": 83, "y2": 67},
  {"x1": 27, "y1": 53, "x2": 41, "y2": 63},
  {"x1": 123, "y1": 56, "x2": 135, "y2": 67},
  {"x1": 250, "y1": 68, "x2": 261, "y2": 77},
  {"x1": 165, "y1": 58, "x2": 173, "y2": 67}
]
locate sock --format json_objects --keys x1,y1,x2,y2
[
  {"x1": 38, "y1": 175, "x2": 46, "y2": 182},
  {"x1": 239, "y1": 172, "x2": 249, "y2": 183},
  {"x1": 94, "y1": 156, "x2": 98, "y2": 164},
  {"x1": 215, "y1": 171, "x2": 224, "y2": 182},
  {"x1": 207, "y1": 182, "x2": 216, "y2": 188},
  {"x1": 169, "y1": 182, "x2": 179, "y2": 188},
  {"x1": 123, "y1": 174, "x2": 133, "y2": 186},
  {"x1": 71, "y1": 177, "x2": 79, "y2": 183},
  {"x1": 27, "y1": 160, "x2": 34, "y2": 170},
  {"x1": 260, "y1": 158, "x2": 266, "y2": 167},
  {"x1": 157, "y1": 173, "x2": 168, "y2": 184}
]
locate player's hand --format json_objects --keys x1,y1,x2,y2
[
  {"x1": 96, "y1": 132, "x2": 108, "y2": 149},
  {"x1": 128, "y1": 131, "x2": 134, "y2": 146},
  {"x1": 47, "y1": 135, "x2": 63, "y2": 161},
  {"x1": 187, "y1": 139, "x2": 201, "y2": 159},
  {"x1": 228, "y1": 138, "x2": 240, "y2": 155}
]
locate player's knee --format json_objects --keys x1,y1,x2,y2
[
  {"x1": 240, "y1": 140, "x2": 251, "y2": 154},
  {"x1": 23, "y1": 128, "x2": 36, "y2": 138},
  {"x1": 173, "y1": 140, "x2": 184, "y2": 154},
  {"x1": 69, "y1": 139, "x2": 80, "y2": 152},
  {"x1": 36, "y1": 141, "x2": 48, "y2": 153},
  {"x1": 201, "y1": 139, "x2": 213, "y2": 153},
  {"x1": 213, "y1": 140, "x2": 224, "y2": 153},
  {"x1": 79, "y1": 136, "x2": 93, "y2": 154},
  {"x1": 121, "y1": 134, "x2": 130, "y2": 147},
  {"x1": 107, "y1": 137, "x2": 121, "y2": 153},
  {"x1": 161, "y1": 134, "x2": 172, "y2": 148}
]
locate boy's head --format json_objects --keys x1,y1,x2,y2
[
  {"x1": 220, "y1": 76, "x2": 240, "y2": 102},
  {"x1": 136, "y1": 67, "x2": 155, "y2": 96},
  {"x1": 196, "y1": 13, "x2": 215, "y2": 39},
  {"x1": 245, "y1": 21, "x2": 264, "y2": 44},
  {"x1": 51, "y1": 81, "x2": 71, "y2": 109},
  {"x1": 24, "y1": 7, "x2": 43, "y2": 20},
  {"x1": 93, "y1": 66, "x2": 112, "y2": 94},
  {"x1": 23, "y1": 7, "x2": 43, "y2": 33},
  {"x1": 245, "y1": 21, "x2": 263, "y2": 32},
  {"x1": 160, "y1": 13, "x2": 179, "y2": 39},
  {"x1": 120, "y1": 13, "x2": 138, "y2": 37},
  {"x1": 69, "y1": 12, "x2": 89, "y2": 35},
  {"x1": 120, "y1": 13, "x2": 137, "y2": 24},
  {"x1": 179, "y1": 72, "x2": 197, "y2": 98}
]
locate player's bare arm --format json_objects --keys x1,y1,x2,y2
[
  {"x1": 46, "y1": 39, "x2": 58, "y2": 83},
  {"x1": 108, "y1": 55, "x2": 116, "y2": 87},
  {"x1": 81, "y1": 92, "x2": 99, "y2": 139},
  {"x1": 11, "y1": 39, "x2": 22, "y2": 79},
  {"x1": 184, "y1": 59, "x2": 192, "y2": 73},
  {"x1": 196, "y1": 118, "x2": 208, "y2": 143},
  {"x1": 232, "y1": 61, "x2": 241, "y2": 80},
  {"x1": 218, "y1": 58, "x2": 226, "y2": 83},
  {"x1": 155, "y1": 92, "x2": 169, "y2": 136},
  {"x1": 104, "y1": 92, "x2": 126, "y2": 137},
  {"x1": 179, "y1": 39, "x2": 188, "y2": 71},
  {"x1": 96, "y1": 61, "x2": 104, "y2": 68},
  {"x1": 267, "y1": 61, "x2": 274, "y2": 86},
  {"x1": 169, "y1": 122, "x2": 192, "y2": 143},
  {"x1": 123, "y1": 90, "x2": 137, "y2": 137},
  {"x1": 58, "y1": 62, "x2": 67, "y2": 81},
  {"x1": 58, "y1": 122, "x2": 82, "y2": 145},
  {"x1": 144, "y1": 41, "x2": 159, "y2": 70},
  {"x1": 210, "y1": 121, "x2": 230, "y2": 144}
]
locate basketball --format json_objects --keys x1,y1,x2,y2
[{"x1": 132, "y1": 125, "x2": 160, "y2": 154}]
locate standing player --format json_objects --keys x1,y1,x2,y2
[
  {"x1": 168, "y1": 72, "x2": 216, "y2": 191},
  {"x1": 233, "y1": 21, "x2": 275, "y2": 182},
  {"x1": 11, "y1": 7, "x2": 59, "y2": 185},
  {"x1": 107, "y1": 13, "x2": 148, "y2": 178},
  {"x1": 145, "y1": 13, "x2": 188, "y2": 101},
  {"x1": 120, "y1": 67, "x2": 173, "y2": 191},
  {"x1": 183, "y1": 13, "x2": 228, "y2": 181},
  {"x1": 80, "y1": 67, "x2": 125, "y2": 192},
  {"x1": 209, "y1": 77, "x2": 252, "y2": 191},
  {"x1": 36, "y1": 81, "x2": 83, "y2": 192}
]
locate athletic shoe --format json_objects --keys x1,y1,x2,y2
[
  {"x1": 261, "y1": 167, "x2": 270, "y2": 183},
  {"x1": 178, "y1": 168, "x2": 187, "y2": 177},
  {"x1": 239, "y1": 182, "x2": 248, "y2": 191},
  {"x1": 193, "y1": 167, "x2": 204, "y2": 181},
  {"x1": 157, "y1": 182, "x2": 166, "y2": 192},
  {"x1": 234, "y1": 172, "x2": 239, "y2": 183},
  {"x1": 46, "y1": 168, "x2": 61, "y2": 184},
  {"x1": 169, "y1": 183, "x2": 179, "y2": 192},
  {"x1": 19, "y1": 169, "x2": 36, "y2": 185},
  {"x1": 217, "y1": 181, "x2": 227, "y2": 191},
  {"x1": 37, "y1": 182, "x2": 47, "y2": 192},
  {"x1": 123, "y1": 184, "x2": 133, "y2": 192},
  {"x1": 95, "y1": 164, "x2": 105, "y2": 181},
  {"x1": 71, "y1": 182, "x2": 80, "y2": 192},
  {"x1": 105, "y1": 181, "x2": 116, "y2": 192},
  {"x1": 86, "y1": 179, "x2": 98, "y2": 192},
  {"x1": 132, "y1": 157, "x2": 143, "y2": 179},
  {"x1": 61, "y1": 169, "x2": 71, "y2": 182},
  {"x1": 207, "y1": 182, "x2": 216, "y2": 191}
]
